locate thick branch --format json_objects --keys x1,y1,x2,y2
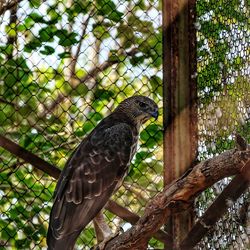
[
  {"x1": 105, "y1": 146, "x2": 250, "y2": 249},
  {"x1": 105, "y1": 200, "x2": 172, "y2": 245},
  {"x1": 179, "y1": 136, "x2": 250, "y2": 249},
  {"x1": 0, "y1": 134, "x2": 60, "y2": 178},
  {"x1": 179, "y1": 162, "x2": 250, "y2": 250}
]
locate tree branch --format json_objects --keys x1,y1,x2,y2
[
  {"x1": 179, "y1": 163, "x2": 250, "y2": 250},
  {"x1": 3, "y1": 133, "x2": 248, "y2": 249},
  {"x1": 71, "y1": 9, "x2": 95, "y2": 75},
  {"x1": 105, "y1": 200, "x2": 172, "y2": 245},
  {"x1": 0, "y1": 0, "x2": 22, "y2": 16},
  {"x1": 0, "y1": 134, "x2": 61, "y2": 179},
  {"x1": 104, "y1": 142, "x2": 250, "y2": 249}
]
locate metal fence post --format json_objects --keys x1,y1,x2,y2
[{"x1": 162, "y1": 0, "x2": 198, "y2": 248}]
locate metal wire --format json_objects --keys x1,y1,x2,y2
[
  {"x1": 0, "y1": 0, "x2": 162, "y2": 249},
  {"x1": 196, "y1": 0, "x2": 250, "y2": 249},
  {"x1": 0, "y1": 0, "x2": 249, "y2": 249}
]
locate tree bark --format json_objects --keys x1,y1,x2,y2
[
  {"x1": 104, "y1": 144, "x2": 250, "y2": 249},
  {"x1": 179, "y1": 166, "x2": 250, "y2": 250}
]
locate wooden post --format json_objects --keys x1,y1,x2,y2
[{"x1": 162, "y1": 0, "x2": 197, "y2": 248}]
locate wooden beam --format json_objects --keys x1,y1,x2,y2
[{"x1": 162, "y1": 0, "x2": 197, "y2": 247}]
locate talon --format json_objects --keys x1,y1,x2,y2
[{"x1": 94, "y1": 232, "x2": 120, "y2": 250}]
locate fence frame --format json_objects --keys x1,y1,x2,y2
[{"x1": 163, "y1": 0, "x2": 198, "y2": 248}]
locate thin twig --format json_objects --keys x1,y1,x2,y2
[
  {"x1": 71, "y1": 9, "x2": 95, "y2": 75},
  {"x1": 0, "y1": 0, "x2": 22, "y2": 16},
  {"x1": 41, "y1": 47, "x2": 139, "y2": 116}
]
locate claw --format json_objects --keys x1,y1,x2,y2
[{"x1": 93, "y1": 231, "x2": 120, "y2": 250}]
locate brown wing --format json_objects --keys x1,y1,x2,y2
[{"x1": 47, "y1": 121, "x2": 134, "y2": 247}]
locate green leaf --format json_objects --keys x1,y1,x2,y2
[
  {"x1": 5, "y1": 23, "x2": 17, "y2": 37},
  {"x1": 29, "y1": 13, "x2": 46, "y2": 23},
  {"x1": 4, "y1": 73, "x2": 16, "y2": 87},
  {"x1": 24, "y1": 17, "x2": 35, "y2": 28},
  {"x1": 71, "y1": 84, "x2": 88, "y2": 96},
  {"x1": 82, "y1": 121, "x2": 95, "y2": 133},
  {"x1": 149, "y1": 75, "x2": 162, "y2": 96},
  {"x1": 96, "y1": 0, "x2": 123, "y2": 22},
  {"x1": 108, "y1": 10, "x2": 123, "y2": 22},
  {"x1": 24, "y1": 38, "x2": 42, "y2": 52},
  {"x1": 29, "y1": 0, "x2": 41, "y2": 7},
  {"x1": 58, "y1": 51, "x2": 71, "y2": 59},
  {"x1": 40, "y1": 45, "x2": 55, "y2": 55},
  {"x1": 55, "y1": 29, "x2": 78, "y2": 46},
  {"x1": 39, "y1": 28, "x2": 55, "y2": 42},
  {"x1": 93, "y1": 24, "x2": 110, "y2": 40},
  {"x1": 130, "y1": 55, "x2": 145, "y2": 66}
]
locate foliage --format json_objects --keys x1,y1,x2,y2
[
  {"x1": 0, "y1": 0, "x2": 249, "y2": 249},
  {"x1": 196, "y1": 0, "x2": 250, "y2": 159},
  {"x1": 0, "y1": 0, "x2": 163, "y2": 249},
  {"x1": 196, "y1": 0, "x2": 249, "y2": 248}
]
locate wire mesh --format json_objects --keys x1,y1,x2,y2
[
  {"x1": 0, "y1": 0, "x2": 162, "y2": 249},
  {"x1": 196, "y1": 0, "x2": 250, "y2": 249},
  {"x1": 0, "y1": 0, "x2": 249, "y2": 249}
]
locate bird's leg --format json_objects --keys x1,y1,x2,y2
[
  {"x1": 93, "y1": 211, "x2": 121, "y2": 250},
  {"x1": 93, "y1": 211, "x2": 112, "y2": 244}
]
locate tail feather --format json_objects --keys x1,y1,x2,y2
[{"x1": 47, "y1": 226, "x2": 80, "y2": 250}]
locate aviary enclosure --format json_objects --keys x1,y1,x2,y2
[{"x1": 0, "y1": 0, "x2": 249, "y2": 249}]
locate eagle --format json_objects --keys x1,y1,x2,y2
[{"x1": 47, "y1": 95, "x2": 158, "y2": 250}]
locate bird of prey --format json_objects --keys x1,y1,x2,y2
[{"x1": 47, "y1": 95, "x2": 158, "y2": 250}]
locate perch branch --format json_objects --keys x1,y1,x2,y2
[
  {"x1": 104, "y1": 140, "x2": 250, "y2": 249},
  {"x1": 179, "y1": 162, "x2": 250, "y2": 250},
  {"x1": 0, "y1": 134, "x2": 61, "y2": 179},
  {"x1": 105, "y1": 200, "x2": 172, "y2": 245},
  {"x1": 179, "y1": 135, "x2": 250, "y2": 249}
]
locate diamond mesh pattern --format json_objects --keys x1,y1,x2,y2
[
  {"x1": 0, "y1": 0, "x2": 162, "y2": 249},
  {"x1": 0, "y1": 0, "x2": 249, "y2": 249},
  {"x1": 196, "y1": 0, "x2": 249, "y2": 249}
]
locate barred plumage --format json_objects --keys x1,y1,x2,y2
[{"x1": 47, "y1": 96, "x2": 158, "y2": 250}]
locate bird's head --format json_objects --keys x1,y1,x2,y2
[{"x1": 116, "y1": 96, "x2": 159, "y2": 124}]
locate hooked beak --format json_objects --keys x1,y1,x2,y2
[{"x1": 151, "y1": 110, "x2": 159, "y2": 120}]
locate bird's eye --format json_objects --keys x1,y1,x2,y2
[{"x1": 138, "y1": 101, "x2": 146, "y2": 108}]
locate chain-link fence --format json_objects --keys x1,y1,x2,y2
[
  {"x1": 0, "y1": 0, "x2": 249, "y2": 249},
  {"x1": 196, "y1": 0, "x2": 249, "y2": 249},
  {"x1": 0, "y1": 0, "x2": 163, "y2": 249}
]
